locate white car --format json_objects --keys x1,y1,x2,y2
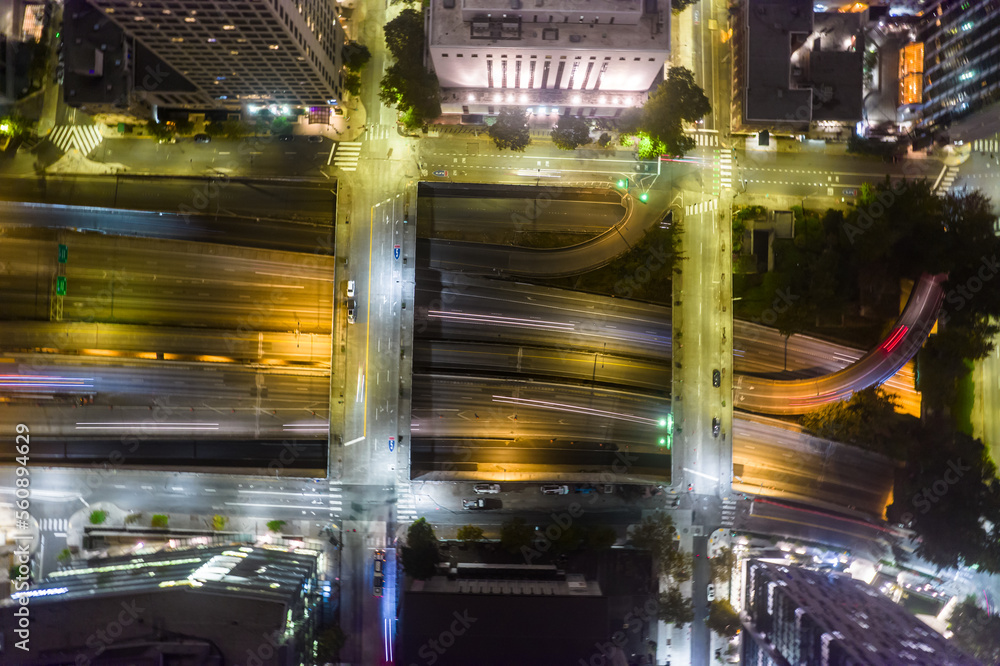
[
  {"x1": 540, "y1": 484, "x2": 569, "y2": 495},
  {"x1": 707, "y1": 583, "x2": 716, "y2": 602},
  {"x1": 347, "y1": 280, "x2": 355, "y2": 298},
  {"x1": 473, "y1": 483, "x2": 500, "y2": 494}
]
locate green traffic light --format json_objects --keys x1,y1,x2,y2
[
  {"x1": 616, "y1": 179, "x2": 626, "y2": 188},
  {"x1": 659, "y1": 437, "x2": 666, "y2": 446},
  {"x1": 659, "y1": 418, "x2": 667, "y2": 427},
  {"x1": 639, "y1": 193, "x2": 649, "y2": 203}
]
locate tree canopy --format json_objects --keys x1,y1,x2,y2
[
  {"x1": 342, "y1": 42, "x2": 371, "y2": 72},
  {"x1": 658, "y1": 587, "x2": 694, "y2": 627},
  {"x1": 948, "y1": 596, "x2": 1000, "y2": 664},
  {"x1": 400, "y1": 517, "x2": 440, "y2": 579},
  {"x1": 706, "y1": 599, "x2": 742, "y2": 638},
  {"x1": 800, "y1": 387, "x2": 907, "y2": 459},
  {"x1": 488, "y1": 107, "x2": 531, "y2": 151},
  {"x1": 551, "y1": 115, "x2": 591, "y2": 150},
  {"x1": 456, "y1": 524, "x2": 484, "y2": 543},
  {"x1": 634, "y1": 66, "x2": 711, "y2": 157},
  {"x1": 709, "y1": 546, "x2": 735, "y2": 585},
  {"x1": 500, "y1": 517, "x2": 534, "y2": 554},
  {"x1": 380, "y1": 9, "x2": 440, "y2": 128}
]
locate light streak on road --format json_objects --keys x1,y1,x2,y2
[
  {"x1": 683, "y1": 467, "x2": 719, "y2": 482},
  {"x1": 74, "y1": 422, "x2": 220, "y2": 430},
  {"x1": 0, "y1": 375, "x2": 94, "y2": 389},
  {"x1": 754, "y1": 498, "x2": 895, "y2": 534},
  {"x1": 223, "y1": 501, "x2": 336, "y2": 510},
  {"x1": 428, "y1": 310, "x2": 574, "y2": 332},
  {"x1": 491, "y1": 394, "x2": 660, "y2": 426},
  {"x1": 283, "y1": 421, "x2": 330, "y2": 433}
]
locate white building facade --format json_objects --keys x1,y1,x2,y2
[
  {"x1": 428, "y1": 0, "x2": 670, "y2": 117},
  {"x1": 85, "y1": 0, "x2": 346, "y2": 110}
]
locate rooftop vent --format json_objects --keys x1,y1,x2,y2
[{"x1": 569, "y1": 34, "x2": 582, "y2": 42}]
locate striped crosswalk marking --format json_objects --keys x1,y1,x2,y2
[
  {"x1": 718, "y1": 151, "x2": 733, "y2": 191},
  {"x1": 40, "y1": 517, "x2": 69, "y2": 532},
  {"x1": 327, "y1": 481, "x2": 343, "y2": 518},
  {"x1": 333, "y1": 141, "x2": 362, "y2": 172},
  {"x1": 396, "y1": 482, "x2": 418, "y2": 521},
  {"x1": 971, "y1": 137, "x2": 999, "y2": 153},
  {"x1": 685, "y1": 131, "x2": 719, "y2": 147},
  {"x1": 721, "y1": 499, "x2": 738, "y2": 528},
  {"x1": 936, "y1": 166, "x2": 958, "y2": 194},
  {"x1": 684, "y1": 199, "x2": 718, "y2": 215},
  {"x1": 49, "y1": 124, "x2": 104, "y2": 155}
]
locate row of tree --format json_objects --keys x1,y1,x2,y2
[{"x1": 379, "y1": 9, "x2": 441, "y2": 129}]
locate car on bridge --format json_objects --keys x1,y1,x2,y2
[
  {"x1": 473, "y1": 483, "x2": 501, "y2": 494},
  {"x1": 541, "y1": 484, "x2": 570, "y2": 495}
]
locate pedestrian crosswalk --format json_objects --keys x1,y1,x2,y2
[
  {"x1": 685, "y1": 199, "x2": 718, "y2": 216},
  {"x1": 686, "y1": 130, "x2": 719, "y2": 147},
  {"x1": 718, "y1": 150, "x2": 733, "y2": 191},
  {"x1": 721, "y1": 499, "x2": 738, "y2": 528},
  {"x1": 936, "y1": 165, "x2": 959, "y2": 194},
  {"x1": 971, "y1": 137, "x2": 1000, "y2": 153},
  {"x1": 366, "y1": 124, "x2": 393, "y2": 140},
  {"x1": 40, "y1": 517, "x2": 69, "y2": 533},
  {"x1": 333, "y1": 141, "x2": 362, "y2": 172},
  {"x1": 327, "y1": 481, "x2": 343, "y2": 518},
  {"x1": 49, "y1": 124, "x2": 104, "y2": 155},
  {"x1": 396, "y1": 482, "x2": 418, "y2": 522}
]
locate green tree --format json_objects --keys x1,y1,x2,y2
[
  {"x1": 89, "y1": 509, "x2": 108, "y2": 525},
  {"x1": 629, "y1": 513, "x2": 679, "y2": 563},
  {"x1": 638, "y1": 66, "x2": 710, "y2": 157},
  {"x1": 204, "y1": 122, "x2": 226, "y2": 138},
  {"x1": 125, "y1": 512, "x2": 143, "y2": 526},
  {"x1": 57, "y1": 548, "x2": 72, "y2": 565},
  {"x1": 551, "y1": 115, "x2": 591, "y2": 150},
  {"x1": 667, "y1": 549, "x2": 693, "y2": 583},
  {"x1": 710, "y1": 546, "x2": 735, "y2": 585},
  {"x1": 500, "y1": 517, "x2": 534, "y2": 555},
  {"x1": 217, "y1": 119, "x2": 252, "y2": 140},
  {"x1": 266, "y1": 519, "x2": 286, "y2": 533},
  {"x1": 658, "y1": 587, "x2": 695, "y2": 627},
  {"x1": 151, "y1": 514, "x2": 169, "y2": 528},
  {"x1": 800, "y1": 387, "x2": 905, "y2": 458},
  {"x1": 145, "y1": 120, "x2": 175, "y2": 143},
  {"x1": 672, "y1": 0, "x2": 697, "y2": 10},
  {"x1": 384, "y1": 9, "x2": 425, "y2": 61},
  {"x1": 948, "y1": 596, "x2": 1000, "y2": 664},
  {"x1": 706, "y1": 599, "x2": 742, "y2": 638},
  {"x1": 400, "y1": 517, "x2": 440, "y2": 579},
  {"x1": 271, "y1": 116, "x2": 292, "y2": 134},
  {"x1": 456, "y1": 524, "x2": 485, "y2": 543},
  {"x1": 344, "y1": 71, "x2": 362, "y2": 97},
  {"x1": 212, "y1": 514, "x2": 228, "y2": 531},
  {"x1": 488, "y1": 107, "x2": 531, "y2": 152},
  {"x1": 342, "y1": 42, "x2": 372, "y2": 71},
  {"x1": 315, "y1": 624, "x2": 347, "y2": 662},
  {"x1": 172, "y1": 118, "x2": 194, "y2": 135}
]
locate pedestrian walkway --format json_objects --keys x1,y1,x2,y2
[
  {"x1": 49, "y1": 124, "x2": 104, "y2": 155},
  {"x1": 685, "y1": 199, "x2": 718, "y2": 216},
  {"x1": 39, "y1": 517, "x2": 69, "y2": 533},
  {"x1": 971, "y1": 137, "x2": 1000, "y2": 153},
  {"x1": 935, "y1": 165, "x2": 959, "y2": 194},
  {"x1": 721, "y1": 498, "x2": 738, "y2": 528},
  {"x1": 686, "y1": 130, "x2": 719, "y2": 147},
  {"x1": 366, "y1": 124, "x2": 393, "y2": 140},
  {"x1": 333, "y1": 141, "x2": 362, "y2": 172},
  {"x1": 328, "y1": 480, "x2": 343, "y2": 520},
  {"x1": 718, "y1": 150, "x2": 733, "y2": 191},
  {"x1": 396, "y1": 482, "x2": 418, "y2": 523}
]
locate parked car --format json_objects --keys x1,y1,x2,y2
[
  {"x1": 346, "y1": 298, "x2": 357, "y2": 324},
  {"x1": 193, "y1": 133, "x2": 211, "y2": 144},
  {"x1": 308, "y1": 135, "x2": 324, "y2": 143},
  {"x1": 473, "y1": 483, "x2": 500, "y2": 494},
  {"x1": 712, "y1": 417, "x2": 721, "y2": 437},
  {"x1": 347, "y1": 280, "x2": 355, "y2": 298},
  {"x1": 707, "y1": 583, "x2": 716, "y2": 602},
  {"x1": 573, "y1": 485, "x2": 595, "y2": 494},
  {"x1": 374, "y1": 549, "x2": 384, "y2": 573},
  {"x1": 278, "y1": 134, "x2": 294, "y2": 142},
  {"x1": 463, "y1": 498, "x2": 487, "y2": 509},
  {"x1": 842, "y1": 187, "x2": 859, "y2": 197},
  {"x1": 373, "y1": 572, "x2": 384, "y2": 597},
  {"x1": 712, "y1": 369, "x2": 721, "y2": 387},
  {"x1": 541, "y1": 485, "x2": 569, "y2": 495}
]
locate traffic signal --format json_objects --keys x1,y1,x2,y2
[
  {"x1": 56, "y1": 276, "x2": 67, "y2": 296},
  {"x1": 638, "y1": 192, "x2": 649, "y2": 203},
  {"x1": 616, "y1": 178, "x2": 628, "y2": 190}
]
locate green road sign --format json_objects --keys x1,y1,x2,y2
[
  {"x1": 58, "y1": 244, "x2": 68, "y2": 263},
  {"x1": 56, "y1": 276, "x2": 67, "y2": 296}
]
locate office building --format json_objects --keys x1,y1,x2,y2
[
  {"x1": 737, "y1": 0, "x2": 865, "y2": 135},
  {"x1": 427, "y1": 0, "x2": 670, "y2": 118},
  {"x1": 917, "y1": 0, "x2": 1000, "y2": 142},
  {"x1": 741, "y1": 560, "x2": 980, "y2": 666},
  {"x1": 70, "y1": 0, "x2": 346, "y2": 112},
  {"x1": 0, "y1": 544, "x2": 327, "y2": 666}
]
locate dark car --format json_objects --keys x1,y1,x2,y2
[
  {"x1": 712, "y1": 369, "x2": 721, "y2": 387},
  {"x1": 346, "y1": 298, "x2": 357, "y2": 324},
  {"x1": 373, "y1": 549, "x2": 385, "y2": 596},
  {"x1": 278, "y1": 134, "x2": 294, "y2": 142},
  {"x1": 193, "y1": 133, "x2": 211, "y2": 144},
  {"x1": 712, "y1": 417, "x2": 721, "y2": 437},
  {"x1": 463, "y1": 498, "x2": 501, "y2": 510},
  {"x1": 307, "y1": 135, "x2": 324, "y2": 143}
]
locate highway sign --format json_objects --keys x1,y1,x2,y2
[
  {"x1": 394, "y1": 244, "x2": 401, "y2": 260},
  {"x1": 388, "y1": 437, "x2": 395, "y2": 452},
  {"x1": 433, "y1": 170, "x2": 448, "y2": 177},
  {"x1": 56, "y1": 276, "x2": 67, "y2": 295},
  {"x1": 58, "y1": 244, "x2": 68, "y2": 263}
]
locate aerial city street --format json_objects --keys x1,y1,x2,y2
[{"x1": 2, "y1": 0, "x2": 1000, "y2": 664}]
